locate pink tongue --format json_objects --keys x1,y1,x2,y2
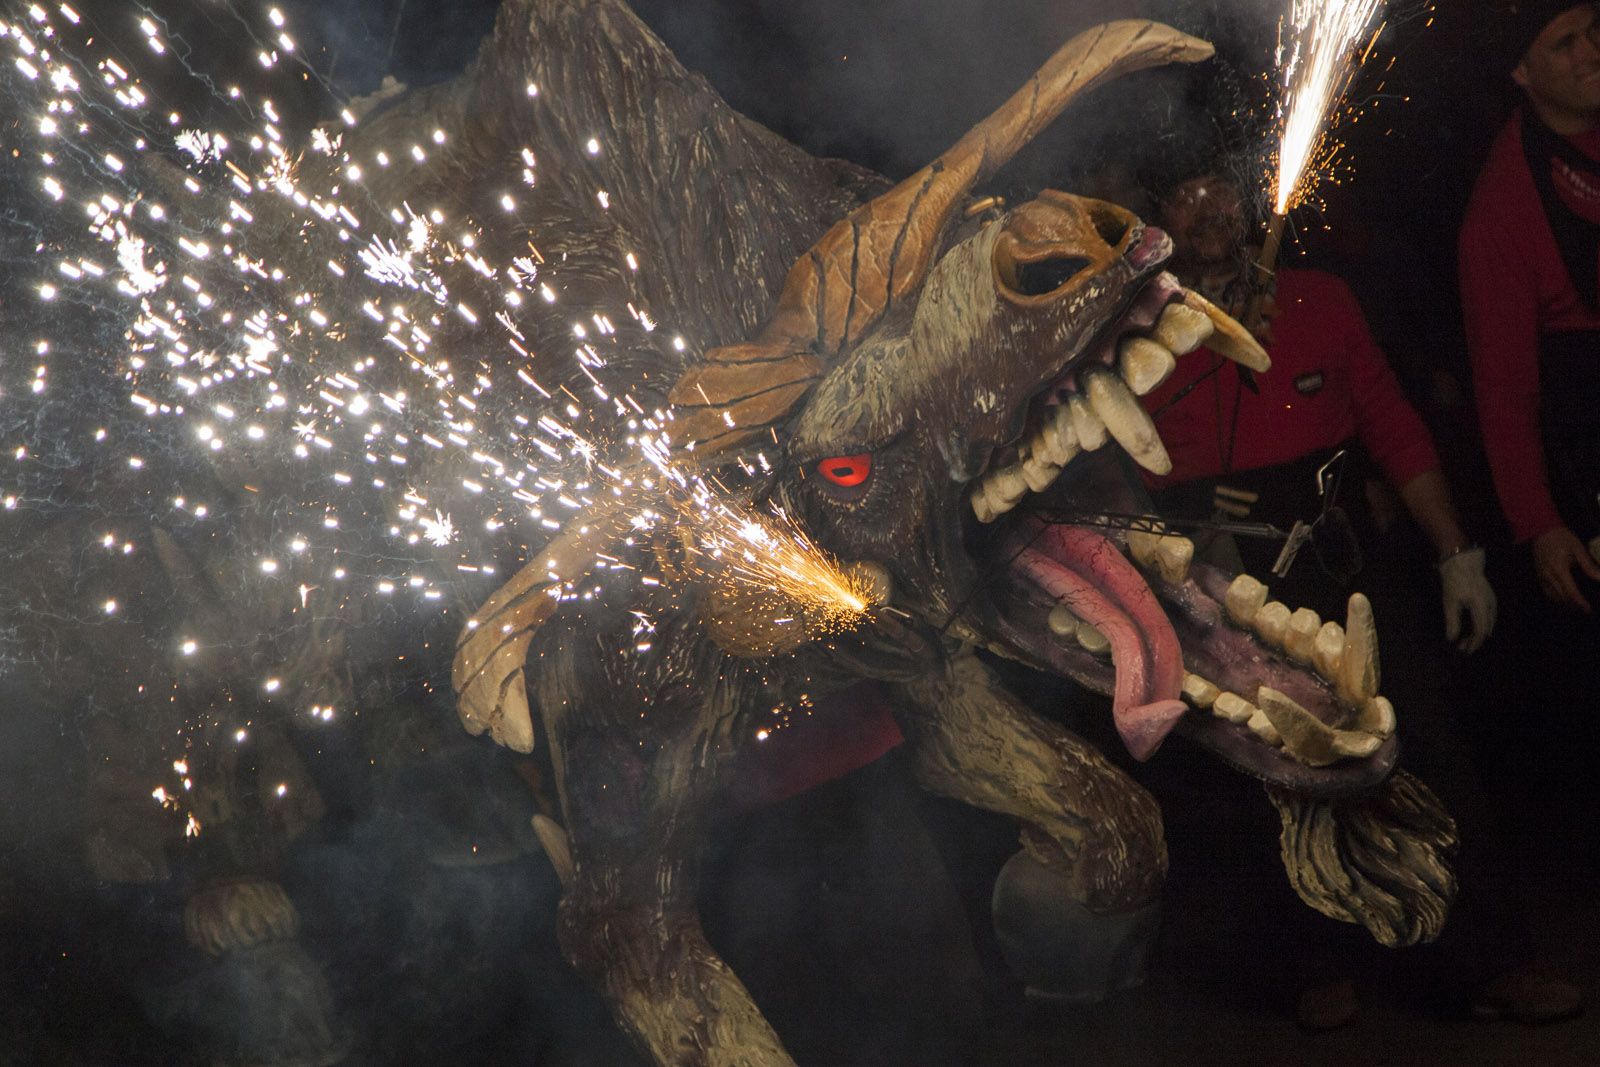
[{"x1": 1012, "y1": 521, "x2": 1186, "y2": 760}]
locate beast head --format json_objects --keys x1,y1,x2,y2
[{"x1": 665, "y1": 21, "x2": 1396, "y2": 799}]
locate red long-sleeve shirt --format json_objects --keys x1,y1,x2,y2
[
  {"x1": 1459, "y1": 109, "x2": 1600, "y2": 543},
  {"x1": 1142, "y1": 268, "x2": 1440, "y2": 490}
]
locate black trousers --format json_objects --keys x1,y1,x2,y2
[{"x1": 1461, "y1": 543, "x2": 1600, "y2": 872}]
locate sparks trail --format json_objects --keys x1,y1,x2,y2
[
  {"x1": 1269, "y1": 0, "x2": 1387, "y2": 217},
  {"x1": 121, "y1": 3, "x2": 245, "y2": 120},
  {"x1": 681, "y1": 489, "x2": 871, "y2": 624},
  {"x1": 3, "y1": 2, "x2": 876, "y2": 684},
  {"x1": 1244, "y1": 0, "x2": 1396, "y2": 320},
  {"x1": 1, "y1": 0, "x2": 869, "y2": 832}
]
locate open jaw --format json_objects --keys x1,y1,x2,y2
[{"x1": 958, "y1": 274, "x2": 1398, "y2": 799}]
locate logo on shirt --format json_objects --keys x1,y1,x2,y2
[
  {"x1": 1294, "y1": 372, "x2": 1325, "y2": 396},
  {"x1": 1553, "y1": 158, "x2": 1600, "y2": 223}
]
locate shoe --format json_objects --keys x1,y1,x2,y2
[
  {"x1": 1296, "y1": 977, "x2": 1359, "y2": 1032},
  {"x1": 1471, "y1": 967, "x2": 1584, "y2": 1024}
]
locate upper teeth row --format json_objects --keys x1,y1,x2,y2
[{"x1": 970, "y1": 301, "x2": 1217, "y2": 524}]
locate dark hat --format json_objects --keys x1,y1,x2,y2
[
  {"x1": 1490, "y1": 0, "x2": 1596, "y2": 71},
  {"x1": 1138, "y1": 120, "x2": 1246, "y2": 209}
]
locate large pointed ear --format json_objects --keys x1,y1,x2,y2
[
  {"x1": 668, "y1": 20, "x2": 1214, "y2": 454},
  {"x1": 668, "y1": 343, "x2": 824, "y2": 455}
]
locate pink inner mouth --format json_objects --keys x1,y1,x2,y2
[{"x1": 1009, "y1": 519, "x2": 1186, "y2": 760}]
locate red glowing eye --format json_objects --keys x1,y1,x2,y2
[{"x1": 817, "y1": 453, "x2": 872, "y2": 488}]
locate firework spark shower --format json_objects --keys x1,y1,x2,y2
[
  {"x1": 1, "y1": 0, "x2": 868, "y2": 617},
  {"x1": 1270, "y1": 0, "x2": 1387, "y2": 215},
  {"x1": 0, "y1": 0, "x2": 871, "y2": 830}
]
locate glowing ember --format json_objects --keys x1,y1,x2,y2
[{"x1": 1270, "y1": 0, "x2": 1387, "y2": 215}]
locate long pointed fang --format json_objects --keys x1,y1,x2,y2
[
  {"x1": 1337, "y1": 592, "x2": 1380, "y2": 707},
  {"x1": 1084, "y1": 370, "x2": 1171, "y2": 475},
  {"x1": 1181, "y1": 289, "x2": 1272, "y2": 372}
]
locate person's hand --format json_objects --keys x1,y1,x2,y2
[
  {"x1": 1532, "y1": 526, "x2": 1600, "y2": 612},
  {"x1": 1438, "y1": 547, "x2": 1496, "y2": 652}
]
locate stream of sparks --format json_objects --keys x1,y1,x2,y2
[
  {"x1": 690, "y1": 491, "x2": 869, "y2": 622},
  {"x1": 1270, "y1": 0, "x2": 1387, "y2": 214}
]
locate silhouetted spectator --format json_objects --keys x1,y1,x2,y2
[{"x1": 1454, "y1": 1, "x2": 1600, "y2": 1018}]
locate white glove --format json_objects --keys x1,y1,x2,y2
[{"x1": 1439, "y1": 547, "x2": 1496, "y2": 653}]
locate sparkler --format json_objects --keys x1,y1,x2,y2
[
  {"x1": 683, "y1": 491, "x2": 873, "y2": 626},
  {"x1": 0, "y1": 2, "x2": 872, "y2": 835},
  {"x1": 1254, "y1": 0, "x2": 1387, "y2": 291}
]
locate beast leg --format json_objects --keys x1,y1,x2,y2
[
  {"x1": 894, "y1": 651, "x2": 1167, "y2": 1002},
  {"x1": 547, "y1": 721, "x2": 797, "y2": 1067}
]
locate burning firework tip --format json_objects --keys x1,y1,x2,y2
[
  {"x1": 681, "y1": 498, "x2": 878, "y2": 628},
  {"x1": 1250, "y1": 0, "x2": 1391, "y2": 317}
]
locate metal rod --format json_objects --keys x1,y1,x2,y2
[{"x1": 1030, "y1": 509, "x2": 1288, "y2": 542}]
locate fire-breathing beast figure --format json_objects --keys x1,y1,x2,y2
[{"x1": 334, "y1": 2, "x2": 1461, "y2": 1063}]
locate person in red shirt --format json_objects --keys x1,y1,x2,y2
[
  {"x1": 1132, "y1": 160, "x2": 1583, "y2": 1029},
  {"x1": 1144, "y1": 173, "x2": 1496, "y2": 651},
  {"x1": 1452, "y1": 0, "x2": 1600, "y2": 1023},
  {"x1": 1461, "y1": 0, "x2": 1600, "y2": 610}
]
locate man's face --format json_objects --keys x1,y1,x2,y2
[
  {"x1": 1516, "y1": 3, "x2": 1600, "y2": 121},
  {"x1": 1158, "y1": 174, "x2": 1245, "y2": 269}
]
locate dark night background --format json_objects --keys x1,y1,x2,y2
[{"x1": 4, "y1": 1, "x2": 1597, "y2": 1065}]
